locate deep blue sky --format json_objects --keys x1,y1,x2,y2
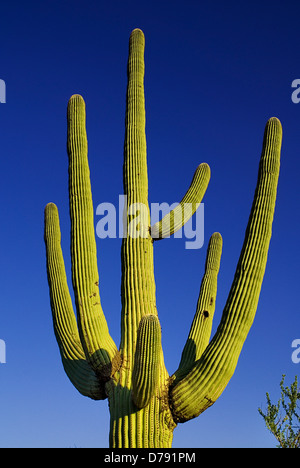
[{"x1": 0, "y1": 0, "x2": 299, "y2": 448}]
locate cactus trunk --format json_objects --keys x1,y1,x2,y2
[
  {"x1": 44, "y1": 28, "x2": 282, "y2": 448},
  {"x1": 108, "y1": 29, "x2": 175, "y2": 447},
  {"x1": 106, "y1": 372, "x2": 175, "y2": 448}
]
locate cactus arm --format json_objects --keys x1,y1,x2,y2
[
  {"x1": 170, "y1": 117, "x2": 282, "y2": 423},
  {"x1": 132, "y1": 315, "x2": 162, "y2": 408},
  {"x1": 120, "y1": 29, "x2": 158, "y2": 373},
  {"x1": 151, "y1": 163, "x2": 210, "y2": 240},
  {"x1": 67, "y1": 95, "x2": 121, "y2": 379},
  {"x1": 44, "y1": 202, "x2": 106, "y2": 399},
  {"x1": 174, "y1": 232, "x2": 222, "y2": 381}
]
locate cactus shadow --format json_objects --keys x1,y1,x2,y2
[{"x1": 108, "y1": 384, "x2": 140, "y2": 418}]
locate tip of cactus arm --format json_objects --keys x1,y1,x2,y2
[
  {"x1": 267, "y1": 116, "x2": 282, "y2": 132},
  {"x1": 192, "y1": 163, "x2": 210, "y2": 185},
  {"x1": 130, "y1": 28, "x2": 145, "y2": 44},
  {"x1": 263, "y1": 117, "x2": 283, "y2": 157},
  {"x1": 199, "y1": 162, "x2": 211, "y2": 176},
  {"x1": 68, "y1": 94, "x2": 85, "y2": 105},
  {"x1": 45, "y1": 202, "x2": 58, "y2": 213},
  {"x1": 268, "y1": 116, "x2": 281, "y2": 124},
  {"x1": 67, "y1": 95, "x2": 86, "y2": 120},
  {"x1": 131, "y1": 28, "x2": 144, "y2": 36},
  {"x1": 211, "y1": 232, "x2": 222, "y2": 242},
  {"x1": 69, "y1": 93, "x2": 84, "y2": 100},
  {"x1": 44, "y1": 203, "x2": 60, "y2": 241},
  {"x1": 44, "y1": 203, "x2": 59, "y2": 230}
]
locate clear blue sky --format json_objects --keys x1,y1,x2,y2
[{"x1": 0, "y1": 0, "x2": 299, "y2": 448}]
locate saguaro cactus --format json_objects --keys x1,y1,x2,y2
[{"x1": 44, "y1": 28, "x2": 282, "y2": 448}]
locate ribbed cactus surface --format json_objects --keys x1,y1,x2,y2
[{"x1": 44, "y1": 28, "x2": 282, "y2": 447}]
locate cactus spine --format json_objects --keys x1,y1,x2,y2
[{"x1": 44, "y1": 28, "x2": 282, "y2": 447}]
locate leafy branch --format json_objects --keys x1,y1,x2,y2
[{"x1": 258, "y1": 375, "x2": 300, "y2": 448}]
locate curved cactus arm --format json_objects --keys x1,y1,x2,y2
[
  {"x1": 174, "y1": 232, "x2": 222, "y2": 381},
  {"x1": 44, "y1": 203, "x2": 106, "y2": 400},
  {"x1": 170, "y1": 117, "x2": 282, "y2": 423},
  {"x1": 67, "y1": 95, "x2": 121, "y2": 379},
  {"x1": 132, "y1": 315, "x2": 162, "y2": 408},
  {"x1": 150, "y1": 163, "x2": 210, "y2": 240}
]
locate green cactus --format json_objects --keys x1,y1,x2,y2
[{"x1": 44, "y1": 28, "x2": 282, "y2": 448}]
